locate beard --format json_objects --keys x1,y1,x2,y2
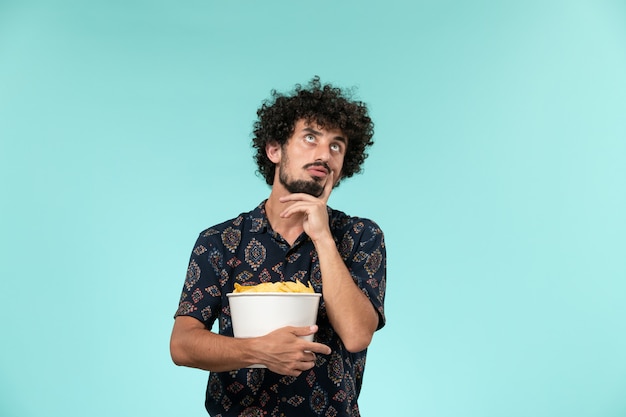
[
  {"x1": 279, "y1": 170, "x2": 324, "y2": 197},
  {"x1": 277, "y1": 154, "x2": 325, "y2": 197}
]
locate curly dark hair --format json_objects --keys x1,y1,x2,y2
[{"x1": 252, "y1": 76, "x2": 375, "y2": 186}]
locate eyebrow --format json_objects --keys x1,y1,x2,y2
[{"x1": 302, "y1": 127, "x2": 347, "y2": 144}]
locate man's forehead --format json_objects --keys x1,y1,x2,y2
[{"x1": 296, "y1": 118, "x2": 346, "y2": 138}]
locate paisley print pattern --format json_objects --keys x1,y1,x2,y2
[
  {"x1": 244, "y1": 238, "x2": 266, "y2": 271},
  {"x1": 310, "y1": 384, "x2": 329, "y2": 414},
  {"x1": 192, "y1": 288, "x2": 203, "y2": 303},
  {"x1": 174, "y1": 201, "x2": 386, "y2": 416},
  {"x1": 364, "y1": 248, "x2": 383, "y2": 277},
  {"x1": 200, "y1": 305, "x2": 212, "y2": 322},
  {"x1": 175, "y1": 301, "x2": 195, "y2": 316},
  {"x1": 185, "y1": 259, "x2": 201, "y2": 291},
  {"x1": 258, "y1": 268, "x2": 272, "y2": 283},
  {"x1": 328, "y1": 352, "x2": 344, "y2": 386},
  {"x1": 246, "y1": 369, "x2": 264, "y2": 394},
  {"x1": 194, "y1": 245, "x2": 207, "y2": 256},
  {"x1": 222, "y1": 227, "x2": 242, "y2": 253},
  {"x1": 338, "y1": 233, "x2": 354, "y2": 260}
]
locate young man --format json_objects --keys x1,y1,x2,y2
[{"x1": 170, "y1": 77, "x2": 386, "y2": 417}]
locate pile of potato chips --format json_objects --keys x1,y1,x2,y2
[{"x1": 233, "y1": 280, "x2": 314, "y2": 293}]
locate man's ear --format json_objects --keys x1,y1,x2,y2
[{"x1": 266, "y1": 141, "x2": 281, "y2": 164}]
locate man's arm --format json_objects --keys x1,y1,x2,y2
[
  {"x1": 278, "y1": 171, "x2": 381, "y2": 352},
  {"x1": 170, "y1": 316, "x2": 331, "y2": 376},
  {"x1": 314, "y1": 238, "x2": 379, "y2": 352}
]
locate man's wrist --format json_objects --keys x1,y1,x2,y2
[{"x1": 311, "y1": 233, "x2": 335, "y2": 250}]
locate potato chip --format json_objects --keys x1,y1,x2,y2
[{"x1": 233, "y1": 280, "x2": 314, "y2": 294}]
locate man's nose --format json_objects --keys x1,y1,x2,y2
[{"x1": 314, "y1": 145, "x2": 332, "y2": 162}]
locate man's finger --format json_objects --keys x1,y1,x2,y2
[
  {"x1": 287, "y1": 325, "x2": 332, "y2": 355},
  {"x1": 289, "y1": 325, "x2": 318, "y2": 337},
  {"x1": 320, "y1": 170, "x2": 335, "y2": 202}
]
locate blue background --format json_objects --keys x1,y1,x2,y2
[{"x1": 1, "y1": 1, "x2": 625, "y2": 416}]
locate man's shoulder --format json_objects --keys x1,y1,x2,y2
[
  {"x1": 329, "y1": 207, "x2": 379, "y2": 228},
  {"x1": 197, "y1": 202, "x2": 266, "y2": 240},
  {"x1": 329, "y1": 207, "x2": 384, "y2": 235}
]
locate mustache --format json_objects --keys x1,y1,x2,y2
[{"x1": 303, "y1": 161, "x2": 331, "y2": 172}]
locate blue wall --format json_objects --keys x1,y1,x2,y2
[{"x1": 1, "y1": 1, "x2": 625, "y2": 416}]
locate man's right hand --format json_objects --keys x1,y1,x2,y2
[
  {"x1": 171, "y1": 317, "x2": 330, "y2": 375},
  {"x1": 252, "y1": 325, "x2": 332, "y2": 376}
]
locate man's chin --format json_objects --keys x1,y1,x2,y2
[{"x1": 284, "y1": 179, "x2": 324, "y2": 197}]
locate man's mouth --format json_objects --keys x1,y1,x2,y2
[{"x1": 304, "y1": 162, "x2": 330, "y2": 178}]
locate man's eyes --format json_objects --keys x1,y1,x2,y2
[{"x1": 304, "y1": 134, "x2": 343, "y2": 152}]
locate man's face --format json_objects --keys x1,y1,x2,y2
[{"x1": 275, "y1": 119, "x2": 347, "y2": 197}]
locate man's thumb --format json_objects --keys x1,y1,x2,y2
[{"x1": 291, "y1": 325, "x2": 318, "y2": 337}]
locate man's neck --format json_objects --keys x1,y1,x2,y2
[{"x1": 265, "y1": 188, "x2": 305, "y2": 246}]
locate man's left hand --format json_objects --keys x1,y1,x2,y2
[{"x1": 278, "y1": 170, "x2": 335, "y2": 243}]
